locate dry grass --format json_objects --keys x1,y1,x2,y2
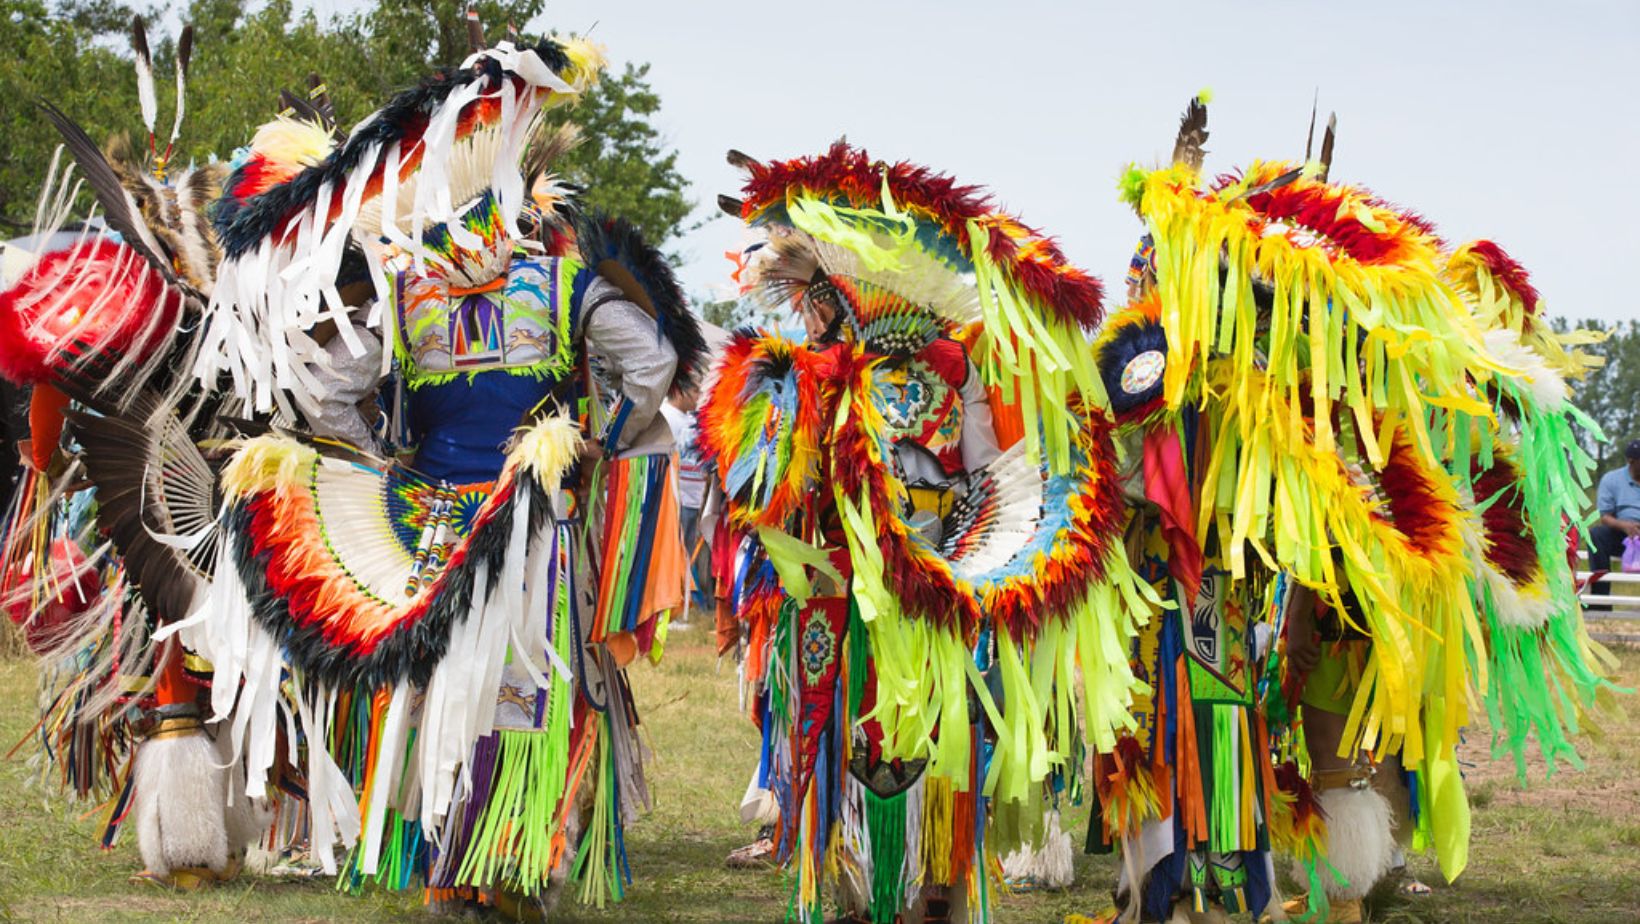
[{"x1": 1, "y1": 625, "x2": 1637, "y2": 923}]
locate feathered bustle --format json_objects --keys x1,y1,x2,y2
[{"x1": 575, "y1": 211, "x2": 706, "y2": 390}]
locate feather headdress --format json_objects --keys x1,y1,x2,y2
[
  {"x1": 723, "y1": 141, "x2": 1104, "y2": 473},
  {"x1": 198, "y1": 36, "x2": 604, "y2": 416},
  {"x1": 2, "y1": 18, "x2": 222, "y2": 407},
  {"x1": 1117, "y1": 99, "x2": 1506, "y2": 470}
]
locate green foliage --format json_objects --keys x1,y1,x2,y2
[
  {"x1": 547, "y1": 63, "x2": 694, "y2": 250},
  {"x1": 1564, "y1": 318, "x2": 1640, "y2": 475},
  {"x1": 0, "y1": 0, "x2": 140, "y2": 229},
  {"x1": 355, "y1": 0, "x2": 546, "y2": 88},
  {"x1": 699, "y1": 296, "x2": 782, "y2": 331},
  {"x1": 0, "y1": 0, "x2": 692, "y2": 248},
  {"x1": 700, "y1": 298, "x2": 739, "y2": 329}
]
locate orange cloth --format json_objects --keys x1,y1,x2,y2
[
  {"x1": 636, "y1": 462, "x2": 687, "y2": 622},
  {"x1": 28, "y1": 384, "x2": 68, "y2": 472},
  {"x1": 152, "y1": 639, "x2": 193, "y2": 708}
]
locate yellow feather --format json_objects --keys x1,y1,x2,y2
[
  {"x1": 248, "y1": 117, "x2": 335, "y2": 172},
  {"x1": 219, "y1": 435, "x2": 317, "y2": 499},
  {"x1": 509, "y1": 414, "x2": 584, "y2": 493}
]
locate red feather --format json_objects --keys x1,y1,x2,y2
[
  {"x1": 0, "y1": 240, "x2": 180, "y2": 386},
  {"x1": 1464, "y1": 240, "x2": 1541, "y2": 315},
  {"x1": 740, "y1": 141, "x2": 1103, "y2": 330}
]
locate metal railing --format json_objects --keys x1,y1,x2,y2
[{"x1": 1576, "y1": 552, "x2": 1640, "y2": 618}]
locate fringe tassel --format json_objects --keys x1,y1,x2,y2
[{"x1": 863, "y1": 786, "x2": 909, "y2": 924}]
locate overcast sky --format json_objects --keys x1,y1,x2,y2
[{"x1": 307, "y1": 0, "x2": 1637, "y2": 324}]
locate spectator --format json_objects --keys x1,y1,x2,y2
[{"x1": 1589, "y1": 440, "x2": 1640, "y2": 604}]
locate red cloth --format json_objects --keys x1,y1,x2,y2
[{"x1": 1143, "y1": 425, "x2": 1202, "y2": 605}]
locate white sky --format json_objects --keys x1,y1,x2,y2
[{"x1": 306, "y1": 0, "x2": 1638, "y2": 324}]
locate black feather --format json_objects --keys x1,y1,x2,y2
[
  {"x1": 726, "y1": 149, "x2": 761, "y2": 170},
  {"x1": 574, "y1": 211, "x2": 707, "y2": 390},
  {"x1": 278, "y1": 89, "x2": 316, "y2": 122},
  {"x1": 215, "y1": 37, "x2": 573, "y2": 258},
  {"x1": 1171, "y1": 96, "x2": 1209, "y2": 172},
  {"x1": 717, "y1": 194, "x2": 743, "y2": 217},
  {"x1": 177, "y1": 25, "x2": 194, "y2": 76},
  {"x1": 1318, "y1": 113, "x2": 1337, "y2": 182},
  {"x1": 129, "y1": 15, "x2": 150, "y2": 67},
  {"x1": 1237, "y1": 167, "x2": 1304, "y2": 201},
  {"x1": 65, "y1": 393, "x2": 218, "y2": 624},
  {"x1": 36, "y1": 101, "x2": 175, "y2": 280}
]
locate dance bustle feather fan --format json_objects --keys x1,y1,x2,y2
[
  {"x1": 65, "y1": 391, "x2": 220, "y2": 624},
  {"x1": 158, "y1": 415, "x2": 584, "y2": 874}
]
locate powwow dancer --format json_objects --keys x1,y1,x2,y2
[
  {"x1": 702, "y1": 143, "x2": 1155, "y2": 923},
  {"x1": 1079, "y1": 96, "x2": 1616, "y2": 923},
  {"x1": 0, "y1": 16, "x2": 282, "y2": 888},
  {"x1": 2, "y1": 19, "x2": 704, "y2": 917}
]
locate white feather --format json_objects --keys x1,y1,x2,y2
[
  {"x1": 168, "y1": 54, "x2": 186, "y2": 144},
  {"x1": 1483, "y1": 328, "x2": 1569, "y2": 409},
  {"x1": 134, "y1": 49, "x2": 158, "y2": 134},
  {"x1": 1000, "y1": 808, "x2": 1075, "y2": 888}
]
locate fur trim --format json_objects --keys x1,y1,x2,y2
[
  {"x1": 1093, "y1": 293, "x2": 1168, "y2": 425},
  {"x1": 999, "y1": 809, "x2": 1074, "y2": 889},
  {"x1": 1312, "y1": 786, "x2": 1395, "y2": 901},
  {"x1": 1482, "y1": 328, "x2": 1569, "y2": 409},
  {"x1": 133, "y1": 729, "x2": 231, "y2": 876}
]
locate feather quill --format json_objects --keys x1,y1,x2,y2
[
  {"x1": 1318, "y1": 113, "x2": 1337, "y2": 182},
  {"x1": 168, "y1": 25, "x2": 193, "y2": 145},
  {"x1": 131, "y1": 15, "x2": 157, "y2": 137},
  {"x1": 1171, "y1": 96, "x2": 1209, "y2": 172}
]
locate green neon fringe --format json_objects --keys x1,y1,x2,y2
[{"x1": 864, "y1": 788, "x2": 908, "y2": 924}]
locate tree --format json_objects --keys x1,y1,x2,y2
[
  {"x1": 356, "y1": 0, "x2": 546, "y2": 89},
  {"x1": 1566, "y1": 319, "x2": 1640, "y2": 476},
  {"x1": 0, "y1": 0, "x2": 141, "y2": 230},
  {"x1": 699, "y1": 295, "x2": 784, "y2": 332},
  {"x1": 548, "y1": 63, "x2": 694, "y2": 249},
  {"x1": 0, "y1": 0, "x2": 693, "y2": 250}
]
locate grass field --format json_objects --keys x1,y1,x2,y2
[{"x1": 1, "y1": 623, "x2": 1637, "y2": 923}]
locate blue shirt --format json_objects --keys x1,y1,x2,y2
[{"x1": 1597, "y1": 466, "x2": 1640, "y2": 522}]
